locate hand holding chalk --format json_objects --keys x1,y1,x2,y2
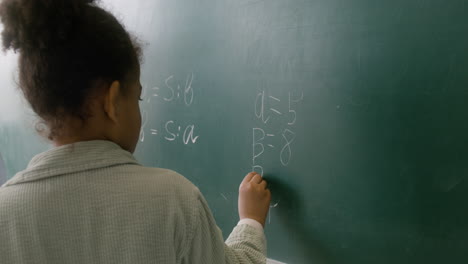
[{"x1": 238, "y1": 172, "x2": 271, "y2": 227}]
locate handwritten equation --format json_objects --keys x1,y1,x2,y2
[
  {"x1": 139, "y1": 72, "x2": 200, "y2": 145},
  {"x1": 252, "y1": 89, "x2": 303, "y2": 176}
]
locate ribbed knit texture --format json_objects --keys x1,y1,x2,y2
[{"x1": 0, "y1": 140, "x2": 266, "y2": 264}]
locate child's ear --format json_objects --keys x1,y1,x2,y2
[{"x1": 103, "y1": 81, "x2": 121, "y2": 124}]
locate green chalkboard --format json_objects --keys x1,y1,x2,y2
[
  {"x1": 0, "y1": 153, "x2": 6, "y2": 185},
  {"x1": 2, "y1": 0, "x2": 468, "y2": 263}
]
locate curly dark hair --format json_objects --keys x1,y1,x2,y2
[{"x1": 0, "y1": 0, "x2": 142, "y2": 139}]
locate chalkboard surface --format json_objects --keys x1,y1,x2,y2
[
  {"x1": 0, "y1": 154, "x2": 6, "y2": 185},
  {"x1": 1, "y1": 0, "x2": 468, "y2": 263}
]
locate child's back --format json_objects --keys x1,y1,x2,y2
[{"x1": 0, "y1": 140, "x2": 267, "y2": 263}]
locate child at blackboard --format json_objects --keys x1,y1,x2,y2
[{"x1": 0, "y1": 0, "x2": 271, "y2": 263}]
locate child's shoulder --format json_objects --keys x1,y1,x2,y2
[{"x1": 115, "y1": 164, "x2": 201, "y2": 201}]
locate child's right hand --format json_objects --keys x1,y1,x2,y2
[{"x1": 238, "y1": 172, "x2": 271, "y2": 227}]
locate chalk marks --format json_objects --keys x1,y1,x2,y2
[
  {"x1": 154, "y1": 73, "x2": 195, "y2": 106},
  {"x1": 280, "y1": 129, "x2": 296, "y2": 166},
  {"x1": 139, "y1": 72, "x2": 199, "y2": 146},
  {"x1": 139, "y1": 111, "x2": 148, "y2": 142},
  {"x1": 140, "y1": 120, "x2": 200, "y2": 145},
  {"x1": 220, "y1": 193, "x2": 228, "y2": 201},
  {"x1": 255, "y1": 90, "x2": 271, "y2": 124},
  {"x1": 252, "y1": 89, "x2": 303, "y2": 174}
]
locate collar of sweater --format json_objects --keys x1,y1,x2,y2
[{"x1": 2, "y1": 140, "x2": 139, "y2": 187}]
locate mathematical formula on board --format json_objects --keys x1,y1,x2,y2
[
  {"x1": 139, "y1": 72, "x2": 200, "y2": 145},
  {"x1": 252, "y1": 89, "x2": 304, "y2": 176},
  {"x1": 137, "y1": 71, "x2": 304, "y2": 175}
]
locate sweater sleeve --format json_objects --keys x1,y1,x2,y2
[{"x1": 181, "y1": 189, "x2": 267, "y2": 264}]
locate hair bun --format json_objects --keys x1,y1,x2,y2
[{"x1": 0, "y1": 0, "x2": 97, "y2": 52}]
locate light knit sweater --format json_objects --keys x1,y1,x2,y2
[{"x1": 0, "y1": 140, "x2": 267, "y2": 264}]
